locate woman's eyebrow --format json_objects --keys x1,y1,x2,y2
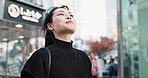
[
  {"x1": 58, "y1": 10, "x2": 72, "y2": 14},
  {"x1": 58, "y1": 10, "x2": 64, "y2": 13}
]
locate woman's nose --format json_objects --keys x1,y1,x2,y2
[{"x1": 66, "y1": 15, "x2": 71, "y2": 19}]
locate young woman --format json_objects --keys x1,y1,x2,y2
[
  {"x1": 89, "y1": 52, "x2": 100, "y2": 78},
  {"x1": 21, "y1": 5, "x2": 92, "y2": 78}
]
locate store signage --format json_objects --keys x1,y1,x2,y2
[
  {"x1": 3, "y1": 0, "x2": 45, "y2": 26},
  {"x1": 8, "y1": 4, "x2": 42, "y2": 23}
]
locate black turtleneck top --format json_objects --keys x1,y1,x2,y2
[{"x1": 21, "y1": 39, "x2": 92, "y2": 78}]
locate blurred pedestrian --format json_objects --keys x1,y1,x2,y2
[
  {"x1": 96, "y1": 57, "x2": 104, "y2": 78},
  {"x1": 89, "y1": 52, "x2": 101, "y2": 78},
  {"x1": 107, "y1": 58, "x2": 117, "y2": 78},
  {"x1": 21, "y1": 5, "x2": 92, "y2": 78}
]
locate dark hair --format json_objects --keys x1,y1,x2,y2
[
  {"x1": 41, "y1": 5, "x2": 69, "y2": 47},
  {"x1": 88, "y1": 52, "x2": 96, "y2": 56},
  {"x1": 111, "y1": 58, "x2": 114, "y2": 62},
  {"x1": 109, "y1": 58, "x2": 114, "y2": 64}
]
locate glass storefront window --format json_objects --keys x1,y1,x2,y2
[
  {"x1": 0, "y1": 20, "x2": 44, "y2": 77},
  {"x1": 7, "y1": 40, "x2": 24, "y2": 75},
  {"x1": 138, "y1": 0, "x2": 148, "y2": 78},
  {"x1": 0, "y1": 42, "x2": 7, "y2": 74},
  {"x1": 0, "y1": 0, "x2": 46, "y2": 77},
  {"x1": 27, "y1": 37, "x2": 44, "y2": 59},
  {"x1": 120, "y1": 0, "x2": 148, "y2": 78},
  {"x1": 0, "y1": 24, "x2": 9, "y2": 75},
  {"x1": 121, "y1": 0, "x2": 139, "y2": 78}
]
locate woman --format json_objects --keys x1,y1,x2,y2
[
  {"x1": 21, "y1": 5, "x2": 92, "y2": 78},
  {"x1": 89, "y1": 52, "x2": 100, "y2": 78}
]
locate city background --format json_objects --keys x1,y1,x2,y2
[{"x1": 0, "y1": 0, "x2": 148, "y2": 78}]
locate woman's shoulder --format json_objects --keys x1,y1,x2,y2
[
  {"x1": 75, "y1": 49, "x2": 89, "y2": 58},
  {"x1": 21, "y1": 48, "x2": 49, "y2": 78},
  {"x1": 30, "y1": 48, "x2": 49, "y2": 58},
  {"x1": 75, "y1": 49, "x2": 91, "y2": 66},
  {"x1": 23, "y1": 48, "x2": 49, "y2": 67},
  {"x1": 75, "y1": 49, "x2": 85, "y2": 53}
]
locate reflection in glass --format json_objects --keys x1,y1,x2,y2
[
  {"x1": 7, "y1": 40, "x2": 24, "y2": 75},
  {"x1": 0, "y1": 42, "x2": 7, "y2": 74},
  {"x1": 121, "y1": 0, "x2": 140, "y2": 78}
]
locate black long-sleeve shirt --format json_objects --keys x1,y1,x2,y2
[{"x1": 21, "y1": 39, "x2": 92, "y2": 78}]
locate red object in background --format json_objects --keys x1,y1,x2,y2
[
  {"x1": 16, "y1": 46, "x2": 22, "y2": 51},
  {"x1": 87, "y1": 37, "x2": 114, "y2": 54}
]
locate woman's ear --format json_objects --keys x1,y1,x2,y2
[{"x1": 47, "y1": 23, "x2": 54, "y2": 30}]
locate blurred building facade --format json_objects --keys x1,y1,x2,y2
[
  {"x1": 117, "y1": 0, "x2": 148, "y2": 78},
  {"x1": 0, "y1": 0, "x2": 47, "y2": 77},
  {"x1": 105, "y1": 0, "x2": 118, "y2": 63}
]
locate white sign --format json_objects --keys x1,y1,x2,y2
[{"x1": 8, "y1": 4, "x2": 42, "y2": 23}]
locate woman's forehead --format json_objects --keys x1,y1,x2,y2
[{"x1": 54, "y1": 8, "x2": 71, "y2": 14}]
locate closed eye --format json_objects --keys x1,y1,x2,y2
[{"x1": 58, "y1": 13, "x2": 65, "y2": 16}]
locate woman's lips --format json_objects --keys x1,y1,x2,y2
[{"x1": 66, "y1": 21, "x2": 73, "y2": 23}]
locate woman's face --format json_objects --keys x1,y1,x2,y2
[
  {"x1": 48, "y1": 8, "x2": 76, "y2": 35},
  {"x1": 90, "y1": 53, "x2": 95, "y2": 59}
]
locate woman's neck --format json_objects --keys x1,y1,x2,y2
[
  {"x1": 90, "y1": 58, "x2": 96, "y2": 61},
  {"x1": 55, "y1": 34, "x2": 72, "y2": 42}
]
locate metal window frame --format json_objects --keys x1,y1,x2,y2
[{"x1": 117, "y1": 0, "x2": 124, "y2": 78}]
